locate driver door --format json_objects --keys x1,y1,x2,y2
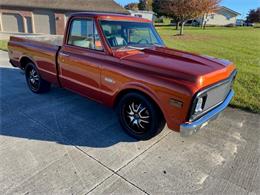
[{"x1": 58, "y1": 17, "x2": 105, "y2": 102}]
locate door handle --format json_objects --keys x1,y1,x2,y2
[{"x1": 60, "y1": 53, "x2": 70, "y2": 57}]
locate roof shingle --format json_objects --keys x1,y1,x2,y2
[{"x1": 0, "y1": 0, "x2": 128, "y2": 14}]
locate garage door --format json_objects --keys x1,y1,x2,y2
[
  {"x1": 33, "y1": 10, "x2": 56, "y2": 34},
  {"x1": 2, "y1": 13, "x2": 24, "y2": 32}
]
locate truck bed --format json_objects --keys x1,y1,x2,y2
[
  {"x1": 8, "y1": 35, "x2": 63, "y2": 86},
  {"x1": 11, "y1": 35, "x2": 63, "y2": 46}
]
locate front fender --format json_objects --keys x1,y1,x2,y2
[
  {"x1": 113, "y1": 81, "x2": 193, "y2": 132},
  {"x1": 118, "y1": 82, "x2": 161, "y2": 105},
  {"x1": 112, "y1": 82, "x2": 180, "y2": 131}
]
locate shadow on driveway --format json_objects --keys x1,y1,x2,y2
[{"x1": 1, "y1": 67, "x2": 137, "y2": 148}]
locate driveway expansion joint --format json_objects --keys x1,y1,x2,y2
[
  {"x1": 78, "y1": 131, "x2": 171, "y2": 194},
  {"x1": 75, "y1": 146, "x2": 150, "y2": 195}
]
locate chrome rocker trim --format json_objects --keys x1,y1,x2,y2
[{"x1": 180, "y1": 90, "x2": 234, "y2": 137}]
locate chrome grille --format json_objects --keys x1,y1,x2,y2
[
  {"x1": 189, "y1": 70, "x2": 237, "y2": 121},
  {"x1": 203, "y1": 79, "x2": 233, "y2": 111}
]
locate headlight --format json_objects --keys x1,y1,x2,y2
[{"x1": 195, "y1": 97, "x2": 203, "y2": 113}]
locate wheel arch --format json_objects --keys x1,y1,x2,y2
[
  {"x1": 113, "y1": 85, "x2": 165, "y2": 121},
  {"x1": 19, "y1": 56, "x2": 37, "y2": 70}
]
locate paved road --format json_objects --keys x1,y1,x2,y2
[{"x1": 0, "y1": 50, "x2": 260, "y2": 194}]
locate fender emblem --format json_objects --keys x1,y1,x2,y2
[
  {"x1": 104, "y1": 77, "x2": 115, "y2": 84},
  {"x1": 169, "y1": 98, "x2": 183, "y2": 108}
]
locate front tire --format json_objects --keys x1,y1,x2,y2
[
  {"x1": 117, "y1": 92, "x2": 165, "y2": 140},
  {"x1": 25, "y1": 63, "x2": 51, "y2": 93}
]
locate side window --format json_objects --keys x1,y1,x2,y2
[{"x1": 68, "y1": 18, "x2": 103, "y2": 51}]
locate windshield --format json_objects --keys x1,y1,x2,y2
[{"x1": 99, "y1": 20, "x2": 164, "y2": 49}]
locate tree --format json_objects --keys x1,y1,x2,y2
[
  {"x1": 246, "y1": 8, "x2": 260, "y2": 23},
  {"x1": 200, "y1": 0, "x2": 221, "y2": 29},
  {"x1": 153, "y1": 0, "x2": 221, "y2": 35},
  {"x1": 153, "y1": 0, "x2": 181, "y2": 30},
  {"x1": 125, "y1": 3, "x2": 139, "y2": 11},
  {"x1": 139, "y1": 0, "x2": 153, "y2": 11}
]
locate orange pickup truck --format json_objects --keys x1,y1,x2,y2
[{"x1": 8, "y1": 12, "x2": 237, "y2": 140}]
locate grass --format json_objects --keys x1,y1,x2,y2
[
  {"x1": 0, "y1": 40, "x2": 8, "y2": 51},
  {"x1": 156, "y1": 26, "x2": 260, "y2": 113}
]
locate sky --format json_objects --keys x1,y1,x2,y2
[{"x1": 115, "y1": 0, "x2": 260, "y2": 19}]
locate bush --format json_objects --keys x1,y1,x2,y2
[{"x1": 0, "y1": 40, "x2": 8, "y2": 51}]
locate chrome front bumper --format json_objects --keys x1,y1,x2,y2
[{"x1": 180, "y1": 90, "x2": 234, "y2": 137}]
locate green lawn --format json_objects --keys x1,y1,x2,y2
[
  {"x1": 0, "y1": 40, "x2": 8, "y2": 51},
  {"x1": 157, "y1": 26, "x2": 260, "y2": 113}
]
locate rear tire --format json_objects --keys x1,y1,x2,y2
[
  {"x1": 25, "y1": 62, "x2": 51, "y2": 93},
  {"x1": 117, "y1": 92, "x2": 165, "y2": 140}
]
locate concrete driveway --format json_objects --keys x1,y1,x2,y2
[{"x1": 0, "y1": 50, "x2": 260, "y2": 194}]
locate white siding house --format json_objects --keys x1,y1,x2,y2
[
  {"x1": 128, "y1": 10, "x2": 154, "y2": 21},
  {"x1": 198, "y1": 6, "x2": 240, "y2": 26}
]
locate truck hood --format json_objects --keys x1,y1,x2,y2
[{"x1": 114, "y1": 47, "x2": 236, "y2": 89}]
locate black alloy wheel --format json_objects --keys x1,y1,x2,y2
[
  {"x1": 117, "y1": 92, "x2": 165, "y2": 140},
  {"x1": 25, "y1": 62, "x2": 50, "y2": 93}
]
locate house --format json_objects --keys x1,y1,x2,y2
[
  {"x1": 128, "y1": 10, "x2": 154, "y2": 21},
  {"x1": 198, "y1": 6, "x2": 241, "y2": 26},
  {"x1": 0, "y1": 0, "x2": 128, "y2": 35}
]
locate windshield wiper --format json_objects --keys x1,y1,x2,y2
[
  {"x1": 116, "y1": 45, "x2": 145, "y2": 51},
  {"x1": 151, "y1": 43, "x2": 164, "y2": 47}
]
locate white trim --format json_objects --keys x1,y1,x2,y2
[
  {"x1": 31, "y1": 11, "x2": 36, "y2": 33},
  {"x1": 22, "y1": 16, "x2": 28, "y2": 33},
  {"x1": 0, "y1": 12, "x2": 3, "y2": 32},
  {"x1": 220, "y1": 6, "x2": 240, "y2": 16}
]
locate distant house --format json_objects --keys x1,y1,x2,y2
[
  {"x1": 236, "y1": 19, "x2": 245, "y2": 26},
  {"x1": 128, "y1": 10, "x2": 154, "y2": 21},
  {"x1": 198, "y1": 6, "x2": 241, "y2": 26},
  {"x1": 0, "y1": 0, "x2": 128, "y2": 35}
]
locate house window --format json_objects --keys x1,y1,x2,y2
[
  {"x1": 134, "y1": 14, "x2": 143, "y2": 18},
  {"x1": 210, "y1": 14, "x2": 215, "y2": 19},
  {"x1": 25, "y1": 17, "x2": 33, "y2": 33}
]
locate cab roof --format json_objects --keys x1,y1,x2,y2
[{"x1": 69, "y1": 12, "x2": 152, "y2": 23}]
